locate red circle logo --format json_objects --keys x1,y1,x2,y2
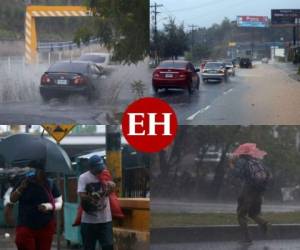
[{"x1": 122, "y1": 97, "x2": 178, "y2": 153}]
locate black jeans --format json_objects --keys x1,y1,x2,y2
[
  {"x1": 81, "y1": 222, "x2": 113, "y2": 250},
  {"x1": 237, "y1": 185, "x2": 268, "y2": 240}
]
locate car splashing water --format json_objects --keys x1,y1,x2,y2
[
  {"x1": 0, "y1": 58, "x2": 152, "y2": 107},
  {"x1": 96, "y1": 60, "x2": 152, "y2": 106}
]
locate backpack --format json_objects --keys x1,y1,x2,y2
[{"x1": 246, "y1": 159, "x2": 269, "y2": 191}]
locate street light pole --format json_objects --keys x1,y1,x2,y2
[
  {"x1": 189, "y1": 25, "x2": 198, "y2": 62},
  {"x1": 106, "y1": 125, "x2": 122, "y2": 196},
  {"x1": 150, "y1": 2, "x2": 163, "y2": 64}
]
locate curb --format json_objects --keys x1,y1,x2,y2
[
  {"x1": 114, "y1": 228, "x2": 150, "y2": 250},
  {"x1": 151, "y1": 224, "x2": 300, "y2": 243}
]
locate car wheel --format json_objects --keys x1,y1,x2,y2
[
  {"x1": 87, "y1": 85, "x2": 96, "y2": 102},
  {"x1": 40, "y1": 93, "x2": 51, "y2": 103},
  {"x1": 152, "y1": 85, "x2": 159, "y2": 94},
  {"x1": 187, "y1": 81, "x2": 194, "y2": 95}
]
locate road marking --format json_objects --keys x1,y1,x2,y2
[
  {"x1": 223, "y1": 88, "x2": 233, "y2": 95},
  {"x1": 186, "y1": 105, "x2": 211, "y2": 121}
]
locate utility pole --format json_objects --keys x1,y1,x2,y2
[
  {"x1": 150, "y1": 2, "x2": 163, "y2": 64},
  {"x1": 189, "y1": 25, "x2": 198, "y2": 62},
  {"x1": 106, "y1": 125, "x2": 122, "y2": 196}
]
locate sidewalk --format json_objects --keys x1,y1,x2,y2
[{"x1": 272, "y1": 61, "x2": 300, "y2": 82}]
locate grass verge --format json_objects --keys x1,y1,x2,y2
[{"x1": 152, "y1": 212, "x2": 300, "y2": 228}]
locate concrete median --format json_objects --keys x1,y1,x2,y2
[{"x1": 151, "y1": 224, "x2": 300, "y2": 244}]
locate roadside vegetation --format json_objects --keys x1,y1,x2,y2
[
  {"x1": 152, "y1": 212, "x2": 300, "y2": 228},
  {"x1": 151, "y1": 17, "x2": 292, "y2": 63}
]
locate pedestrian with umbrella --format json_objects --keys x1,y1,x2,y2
[
  {"x1": 0, "y1": 134, "x2": 72, "y2": 250},
  {"x1": 229, "y1": 143, "x2": 272, "y2": 244}
]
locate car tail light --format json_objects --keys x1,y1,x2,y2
[
  {"x1": 178, "y1": 72, "x2": 187, "y2": 79},
  {"x1": 153, "y1": 71, "x2": 160, "y2": 79},
  {"x1": 41, "y1": 74, "x2": 51, "y2": 85},
  {"x1": 73, "y1": 75, "x2": 86, "y2": 85}
]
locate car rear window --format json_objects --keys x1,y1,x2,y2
[
  {"x1": 79, "y1": 55, "x2": 106, "y2": 63},
  {"x1": 205, "y1": 63, "x2": 223, "y2": 69},
  {"x1": 48, "y1": 62, "x2": 88, "y2": 73},
  {"x1": 159, "y1": 61, "x2": 187, "y2": 69}
]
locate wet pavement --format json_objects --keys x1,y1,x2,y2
[
  {"x1": 181, "y1": 62, "x2": 300, "y2": 125},
  {"x1": 151, "y1": 240, "x2": 300, "y2": 250},
  {"x1": 0, "y1": 61, "x2": 299, "y2": 124},
  {"x1": 0, "y1": 62, "x2": 152, "y2": 124}
]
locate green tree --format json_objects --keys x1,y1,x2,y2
[
  {"x1": 80, "y1": 0, "x2": 149, "y2": 64},
  {"x1": 154, "y1": 18, "x2": 188, "y2": 60},
  {"x1": 191, "y1": 43, "x2": 212, "y2": 61}
]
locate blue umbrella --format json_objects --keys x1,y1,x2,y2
[{"x1": 0, "y1": 133, "x2": 72, "y2": 174}]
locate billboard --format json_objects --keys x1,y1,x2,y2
[
  {"x1": 237, "y1": 16, "x2": 269, "y2": 28},
  {"x1": 272, "y1": 9, "x2": 300, "y2": 25}
]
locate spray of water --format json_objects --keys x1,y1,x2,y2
[
  {"x1": 0, "y1": 60, "x2": 47, "y2": 103},
  {"x1": 0, "y1": 57, "x2": 151, "y2": 110}
]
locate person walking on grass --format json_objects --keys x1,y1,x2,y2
[
  {"x1": 77, "y1": 155, "x2": 115, "y2": 250},
  {"x1": 229, "y1": 143, "x2": 271, "y2": 244}
]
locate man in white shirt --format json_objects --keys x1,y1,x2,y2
[{"x1": 77, "y1": 155, "x2": 115, "y2": 250}]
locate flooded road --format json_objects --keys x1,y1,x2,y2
[
  {"x1": 0, "y1": 61, "x2": 152, "y2": 124},
  {"x1": 0, "y1": 61, "x2": 299, "y2": 124}
]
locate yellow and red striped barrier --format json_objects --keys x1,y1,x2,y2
[{"x1": 25, "y1": 6, "x2": 91, "y2": 64}]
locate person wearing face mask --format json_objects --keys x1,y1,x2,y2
[
  {"x1": 77, "y1": 155, "x2": 115, "y2": 250},
  {"x1": 10, "y1": 160, "x2": 63, "y2": 250}
]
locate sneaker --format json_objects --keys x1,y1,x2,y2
[{"x1": 261, "y1": 222, "x2": 271, "y2": 235}]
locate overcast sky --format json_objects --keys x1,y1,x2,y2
[{"x1": 150, "y1": 0, "x2": 300, "y2": 29}]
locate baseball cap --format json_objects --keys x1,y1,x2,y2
[{"x1": 88, "y1": 155, "x2": 105, "y2": 171}]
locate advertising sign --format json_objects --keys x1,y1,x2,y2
[
  {"x1": 272, "y1": 9, "x2": 300, "y2": 25},
  {"x1": 237, "y1": 16, "x2": 269, "y2": 28}
]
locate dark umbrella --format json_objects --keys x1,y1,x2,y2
[{"x1": 0, "y1": 133, "x2": 72, "y2": 174}]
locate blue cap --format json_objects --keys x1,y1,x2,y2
[{"x1": 88, "y1": 155, "x2": 105, "y2": 171}]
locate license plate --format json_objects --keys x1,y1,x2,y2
[
  {"x1": 165, "y1": 73, "x2": 173, "y2": 78},
  {"x1": 57, "y1": 79, "x2": 68, "y2": 85}
]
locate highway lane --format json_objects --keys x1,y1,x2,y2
[
  {"x1": 182, "y1": 62, "x2": 300, "y2": 125},
  {"x1": 0, "y1": 61, "x2": 298, "y2": 124}
]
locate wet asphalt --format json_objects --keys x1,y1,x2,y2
[{"x1": 0, "y1": 61, "x2": 299, "y2": 124}]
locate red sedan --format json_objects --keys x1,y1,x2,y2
[{"x1": 152, "y1": 60, "x2": 200, "y2": 94}]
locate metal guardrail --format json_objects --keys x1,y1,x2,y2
[{"x1": 37, "y1": 38, "x2": 99, "y2": 52}]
